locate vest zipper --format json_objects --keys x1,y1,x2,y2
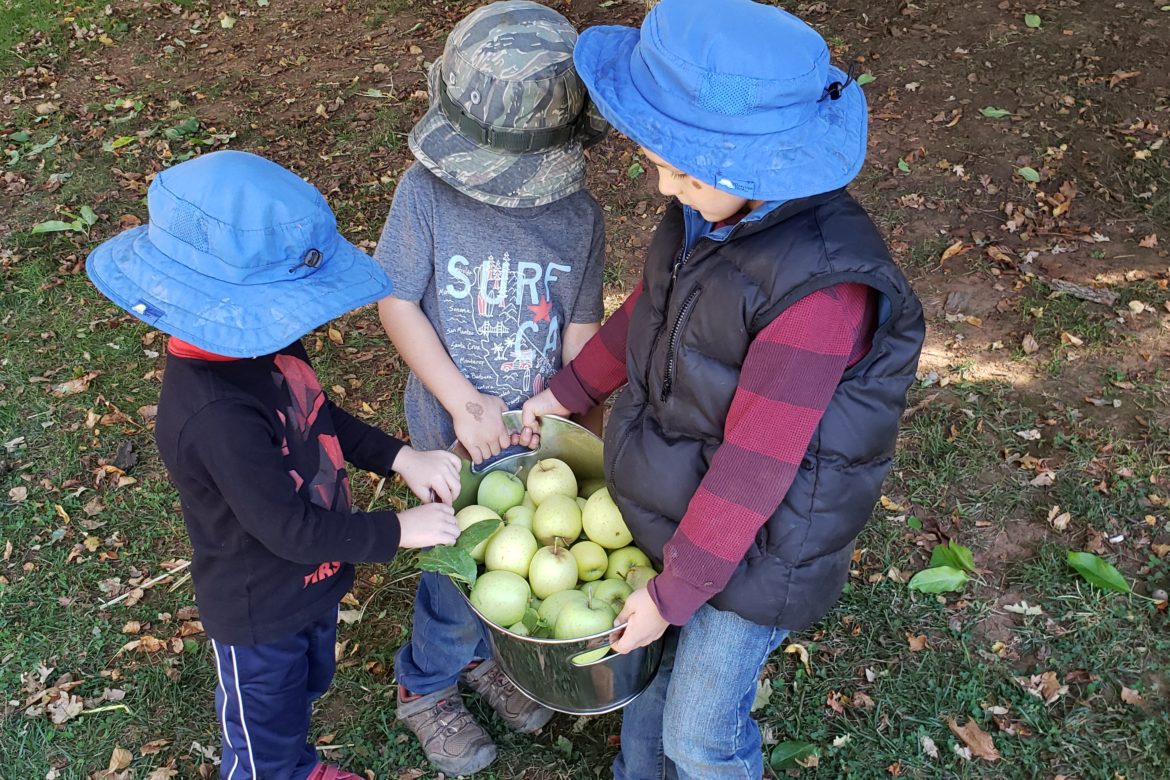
[
  {"x1": 645, "y1": 244, "x2": 694, "y2": 389},
  {"x1": 660, "y1": 286, "x2": 702, "y2": 401}
]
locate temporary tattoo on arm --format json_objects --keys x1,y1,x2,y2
[{"x1": 466, "y1": 401, "x2": 484, "y2": 422}]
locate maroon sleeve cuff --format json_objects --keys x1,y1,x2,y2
[
  {"x1": 647, "y1": 568, "x2": 715, "y2": 626},
  {"x1": 547, "y1": 363, "x2": 598, "y2": 416}
]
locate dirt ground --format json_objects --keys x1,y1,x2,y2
[{"x1": 7, "y1": 0, "x2": 1168, "y2": 389}]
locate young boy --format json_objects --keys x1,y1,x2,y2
[
  {"x1": 520, "y1": 0, "x2": 926, "y2": 776},
  {"x1": 86, "y1": 150, "x2": 462, "y2": 780},
  {"x1": 374, "y1": 2, "x2": 608, "y2": 774}
]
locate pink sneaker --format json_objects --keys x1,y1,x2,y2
[{"x1": 306, "y1": 763, "x2": 363, "y2": 780}]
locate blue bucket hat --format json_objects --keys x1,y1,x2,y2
[
  {"x1": 85, "y1": 150, "x2": 393, "y2": 358},
  {"x1": 573, "y1": 0, "x2": 868, "y2": 201}
]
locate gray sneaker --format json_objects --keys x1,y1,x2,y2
[
  {"x1": 397, "y1": 686, "x2": 496, "y2": 777},
  {"x1": 460, "y1": 660, "x2": 554, "y2": 734}
]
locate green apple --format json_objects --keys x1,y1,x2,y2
[
  {"x1": 520, "y1": 491, "x2": 536, "y2": 510},
  {"x1": 579, "y1": 580, "x2": 603, "y2": 599},
  {"x1": 476, "y1": 471, "x2": 525, "y2": 515},
  {"x1": 507, "y1": 620, "x2": 531, "y2": 636},
  {"x1": 469, "y1": 570, "x2": 530, "y2": 627},
  {"x1": 570, "y1": 540, "x2": 609, "y2": 582},
  {"x1": 526, "y1": 458, "x2": 578, "y2": 506},
  {"x1": 554, "y1": 596, "x2": 617, "y2": 639},
  {"x1": 453, "y1": 459, "x2": 484, "y2": 512},
  {"x1": 582, "y1": 488, "x2": 633, "y2": 549},
  {"x1": 576, "y1": 496, "x2": 588, "y2": 512},
  {"x1": 528, "y1": 544, "x2": 580, "y2": 598},
  {"x1": 605, "y1": 545, "x2": 652, "y2": 580},
  {"x1": 483, "y1": 524, "x2": 538, "y2": 578},
  {"x1": 504, "y1": 505, "x2": 534, "y2": 529},
  {"x1": 625, "y1": 565, "x2": 657, "y2": 591},
  {"x1": 578, "y1": 478, "x2": 607, "y2": 499},
  {"x1": 456, "y1": 505, "x2": 503, "y2": 562},
  {"x1": 532, "y1": 494, "x2": 583, "y2": 547},
  {"x1": 593, "y1": 578, "x2": 634, "y2": 610},
  {"x1": 537, "y1": 588, "x2": 587, "y2": 626}
]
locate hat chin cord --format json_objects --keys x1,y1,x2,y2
[{"x1": 819, "y1": 61, "x2": 859, "y2": 103}]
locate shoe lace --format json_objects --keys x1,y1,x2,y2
[{"x1": 428, "y1": 697, "x2": 475, "y2": 738}]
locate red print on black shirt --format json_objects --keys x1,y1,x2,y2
[{"x1": 272, "y1": 353, "x2": 349, "y2": 587}]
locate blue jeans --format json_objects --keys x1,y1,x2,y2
[
  {"x1": 615, "y1": 604, "x2": 788, "y2": 780},
  {"x1": 211, "y1": 609, "x2": 336, "y2": 780},
  {"x1": 394, "y1": 571, "x2": 492, "y2": 695}
]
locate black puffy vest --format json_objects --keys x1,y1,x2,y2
[{"x1": 605, "y1": 190, "x2": 925, "y2": 630}]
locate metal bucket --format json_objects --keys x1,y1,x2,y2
[{"x1": 449, "y1": 412, "x2": 663, "y2": 715}]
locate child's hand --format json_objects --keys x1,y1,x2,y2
[
  {"x1": 452, "y1": 392, "x2": 511, "y2": 464},
  {"x1": 397, "y1": 502, "x2": 459, "y2": 549},
  {"x1": 393, "y1": 447, "x2": 462, "y2": 505},
  {"x1": 515, "y1": 389, "x2": 571, "y2": 449},
  {"x1": 610, "y1": 587, "x2": 670, "y2": 654}
]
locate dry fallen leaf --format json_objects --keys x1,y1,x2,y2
[
  {"x1": 947, "y1": 718, "x2": 1000, "y2": 762},
  {"x1": 1021, "y1": 333, "x2": 1040, "y2": 354},
  {"x1": 784, "y1": 642, "x2": 812, "y2": 675},
  {"x1": 9, "y1": 485, "x2": 28, "y2": 502},
  {"x1": 51, "y1": 371, "x2": 101, "y2": 397},
  {"x1": 108, "y1": 746, "x2": 133, "y2": 772},
  {"x1": 906, "y1": 633, "x2": 929, "y2": 652},
  {"x1": 1138, "y1": 233, "x2": 1158, "y2": 248},
  {"x1": 1120, "y1": 686, "x2": 1144, "y2": 706},
  {"x1": 1047, "y1": 505, "x2": 1071, "y2": 531},
  {"x1": 1015, "y1": 671, "x2": 1068, "y2": 704},
  {"x1": 940, "y1": 240, "x2": 968, "y2": 263},
  {"x1": 921, "y1": 735, "x2": 939, "y2": 759},
  {"x1": 139, "y1": 738, "x2": 171, "y2": 756}
]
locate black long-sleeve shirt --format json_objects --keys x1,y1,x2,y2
[{"x1": 155, "y1": 338, "x2": 404, "y2": 644}]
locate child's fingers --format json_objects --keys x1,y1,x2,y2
[{"x1": 520, "y1": 402, "x2": 539, "y2": 433}]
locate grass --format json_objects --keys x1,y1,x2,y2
[{"x1": 3, "y1": 0, "x2": 1170, "y2": 777}]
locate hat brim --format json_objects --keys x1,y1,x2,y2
[
  {"x1": 408, "y1": 59, "x2": 586, "y2": 209},
  {"x1": 86, "y1": 226, "x2": 393, "y2": 358},
  {"x1": 574, "y1": 26, "x2": 868, "y2": 202}
]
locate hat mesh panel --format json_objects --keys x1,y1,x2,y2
[
  {"x1": 698, "y1": 73, "x2": 756, "y2": 116},
  {"x1": 169, "y1": 203, "x2": 211, "y2": 252}
]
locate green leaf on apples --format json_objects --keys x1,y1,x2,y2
[
  {"x1": 417, "y1": 545, "x2": 478, "y2": 587},
  {"x1": 520, "y1": 607, "x2": 541, "y2": 633},
  {"x1": 455, "y1": 518, "x2": 502, "y2": 554},
  {"x1": 769, "y1": 741, "x2": 819, "y2": 770},
  {"x1": 1067, "y1": 551, "x2": 1130, "y2": 593}
]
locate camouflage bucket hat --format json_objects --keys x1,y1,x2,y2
[{"x1": 409, "y1": 0, "x2": 609, "y2": 208}]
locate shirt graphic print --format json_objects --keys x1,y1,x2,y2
[
  {"x1": 441, "y1": 250, "x2": 573, "y2": 406},
  {"x1": 271, "y1": 352, "x2": 349, "y2": 587}
]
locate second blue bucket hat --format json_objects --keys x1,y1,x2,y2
[
  {"x1": 573, "y1": 0, "x2": 868, "y2": 202},
  {"x1": 86, "y1": 151, "x2": 393, "y2": 358}
]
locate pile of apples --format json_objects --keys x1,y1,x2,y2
[{"x1": 462, "y1": 458, "x2": 657, "y2": 647}]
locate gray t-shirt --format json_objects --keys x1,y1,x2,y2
[{"x1": 374, "y1": 164, "x2": 605, "y2": 451}]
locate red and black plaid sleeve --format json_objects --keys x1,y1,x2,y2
[
  {"x1": 647, "y1": 283, "x2": 876, "y2": 625},
  {"x1": 548, "y1": 281, "x2": 643, "y2": 413}
]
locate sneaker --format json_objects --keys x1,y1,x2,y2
[
  {"x1": 396, "y1": 686, "x2": 497, "y2": 776},
  {"x1": 460, "y1": 660, "x2": 554, "y2": 734},
  {"x1": 306, "y1": 763, "x2": 363, "y2": 780}
]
